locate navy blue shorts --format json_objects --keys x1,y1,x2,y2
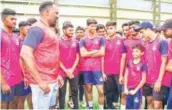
[
  {"x1": 167, "y1": 86, "x2": 172, "y2": 109},
  {"x1": 81, "y1": 71, "x2": 103, "y2": 85},
  {"x1": 126, "y1": 88, "x2": 142, "y2": 109},
  {"x1": 1, "y1": 81, "x2": 31, "y2": 102}
]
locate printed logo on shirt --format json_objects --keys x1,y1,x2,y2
[
  {"x1": 152, "y1": 46, "x2": 157, "y2": 51},
  {"x1": 99, "y1": 77, "x2": 103, "y2": 82},
  {"x1": 16, "y1": 40, "x2": 19, "y2": 46},
  {"x1": 134, "y1": 97, "x2": 139, "y2": 103},
  {"x1": 72, "y1": 42, "x2": 76, "y2": 47},
  {"x1": 136, "y1": 66, "x2": 141, "y2": 71},
  {"x1": 116, "y1": 40, "x2": 121, "y2": 45},
  {"x1": 94, "y1": 40, "x2": 99, "y2": 44}
]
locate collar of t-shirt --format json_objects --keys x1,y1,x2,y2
[
  {"x1": 62, "y1": 35, "x2": 73, "y2": 41},
  {"x1": 149, "y1": 35, "x2": 159, "y2": 43}
]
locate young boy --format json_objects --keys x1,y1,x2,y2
[
  {"x1": 76, "y1": 26, "x2": 85, "y2": 41},
  {"x1": 122, "y1": 23, "x2": 130, "y2": 38},
  {"x1": 58, "y1": 22, "x2": 79, "y2": 109},
  {"x1": 103, "y1": 21, "x2": 126, "y2": 109},
  {"x1": 162, "y1": 18, "x2": 172, "y2": 109},
  {"x1": 124, "y1": 44, "x2": 147, "y2": 109},
  {"x1": 67, "y1": 26, "x2": 86, "y2": 108},
  {"x1": 1, "y1": 8, "x2": 23, "y2": 109},
  {"x1": 75, "y1": 26, "x2": 86, "y2": 107},
  {"x1": 121, "y1": 20, "x2": 143, "y2": 109},
  {"x1": 140, "y1": 21, "x2": 171, "y2": 109},
  {"x1": 79, "y1": 18, "x2": 105, "y2": 109},
  {"x1": 18, "y1": 21, "x2": 33, "y2": 109},
  {"x1": 96, "y1": 24, "x2": 106, "y2": 37}
]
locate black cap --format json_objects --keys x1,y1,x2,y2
[{"x1": 160, "y1": 18, "x2": 172, "y2": 31}]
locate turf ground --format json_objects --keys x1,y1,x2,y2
[{"x1": 25, "y1": 83, "x2": 168, "y2": 109}]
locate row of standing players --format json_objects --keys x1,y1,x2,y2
[{"x1": 1, "y1": 1, "x2": 172, "y2": 109}]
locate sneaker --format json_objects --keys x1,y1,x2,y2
[
  {"x1": 80, "y1": 101, "x2": 86, "y2": 108},
  {"x1": 86, "y1": 105, "x2": 93, "y2": 110},
  {"x1": 67, "y1": 100, "x2": 74, "y2": 108},
  {"x1": 112, "y1": 102, "x2": 120, "y2": 109}
]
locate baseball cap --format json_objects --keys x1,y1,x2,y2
[
  {"x1": 139, "y1": 21, "x2": 153, "y2": 29},
  {"x1": 159, "y1": 18, "x2": 172, "y2": 31}
]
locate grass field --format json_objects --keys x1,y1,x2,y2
[{"x1": 25, "y1": 83, "x2": 168, "y2": 109}]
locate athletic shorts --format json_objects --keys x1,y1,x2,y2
[
  {"x1": 1, "y1": 81, "x2": 31, "y2": 102},
  {"x1": 81, "y1": 71, "x2": 103, "y2": 85},
  {"x1": 143, "y1": 84, "x2": 169, "y2": 101},
  {"x1": 126, "y1": 88, "x2": 142, "y2": 109},
  {"x1": 167, "y1": 86, "x2": 172, "y2": 109}
]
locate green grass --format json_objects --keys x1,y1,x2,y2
[
  {"x1": 65, "y1": 83, "x2": 99, "y2": 109},
  {"x1": 25, "y1": 83, "x2": 167, "y2": 109}
]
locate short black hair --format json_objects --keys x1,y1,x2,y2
[
  {"x1": 63, "y1": 21, "x2": 73, "y2": 30},
  {"x1": 1, "y1": 8, "x2": 16, "y2": 20},
  {"x1": 39, "y1": 1, "x2": 54, "y2": 13},
  {"x1": 87, "y1": 18, "x2": 97, "y2": 26},
  {"x1": 132, "y1": 44, "x2": 145, "y2": 52},
  {"x1": 12, "y1": 28, "x2": 20, "y2": 33},
  {"x1": 134, "y1": 20, "x2": 140, "y2": 25},
  {"x1": 116, "y1": 30, "x2": 123, "y2": 36},
  {"x1": 76, "y1": 26, "x2": 85, "y2": 32},
  {"x1": 18, "y1": 21, "x2": 29, "y2": 28},
  {"x1": 96, "y1": 24, "x2": 105, "y2": 31},
  {"x1": 122, "y1": 23, "x2": 129, "y2": 28},
  {"x1": 106, "y1": 21, "x2": 116, "y2": 27},
  {"x1": 63, "y1": 21, "x2": 71, "y2": 26},
  {"x1": 129, "y1": 20, "x2": 140, "y2": 26},
  {"x1": 27, "y1": 18, "x2": 37, "y2": 25}
]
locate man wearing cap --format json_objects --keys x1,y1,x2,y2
[
  {"x1": 162, "y1": 18, "x2": 172, "y2": 109},
  {"x1": 139, "y1": 21, "x2": 170, "y2": 109}
]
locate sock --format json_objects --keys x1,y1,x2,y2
[
  {"x1": 120, "y1": 104, "x2": 126, "y2": 110},
  {"x1": 88, "y1": 101, "x2": 93, "y2": 107},
  {"x1": 113, "y1": 102, "x2": 119, "y2": 106},
  {"x1": 99, "y1": 104, "x2": 104, "y2": 109}
]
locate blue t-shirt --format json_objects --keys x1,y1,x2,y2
[{"x1": 24, "y1": 27, "x2": 44, "y2": 49}]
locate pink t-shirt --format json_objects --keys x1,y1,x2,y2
[
  {"x1": 1, "y1": 29, "x2": 23, "y2": 86},
  {"x1": 58, "y1": 37, "x2": 79, "y2": 77},
  {"x1": 166, "y1": 39, "x2": 172, "y2": 86},
  {"x1": 23, "y1": 21, "x2": 60, "y2": 84},
  {"x1": 127, "y1": 60, "x2": 147, "y2": 88},
  {"x1": 79, "y1": 36, "x2": 105, "y2": 71},
  {"x1": 145, "y1": 36, "x2": 171, "y2": 87},
  {"x1": 104, "y1": 36, "x2": 126, "y2": 75}
]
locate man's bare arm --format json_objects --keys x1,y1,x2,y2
[{"x1": 20, "y1": 45, "x2": 42, "y2": 84}]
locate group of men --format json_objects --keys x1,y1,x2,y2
[{"x1": 1, "y1": 1, "x2": 172, "y2": 110}]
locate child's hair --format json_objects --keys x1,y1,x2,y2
[
  {"x1": 86, "y1": 18, "x2": 97, "y2": 26},
  {"x1": 106, "y1": 21, "x2": 116, "y2": 27},
  {"x1": 132, "y1": 44, "x2": 145, "y2": 52},
  {"x1": 62, "y1": 21, "x2": 73, "y2": 30},
  {"x1": 116, "y1": 30, "x2": 123, "y2": 36},
  {"x1": 96, "y1": 24, "x2": 105, "y2": 32},
  {"x1": 76, "y1": 26, "x2": 85, "y2": 32}
]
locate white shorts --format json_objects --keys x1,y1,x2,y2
[{"x1": 30, "y1": 82, "x2": 58, "y2": 109}]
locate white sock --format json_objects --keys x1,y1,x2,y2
[
  {"x1": 120, "y1": 104, "x2": 126, "y2": 110},
  {"x1": 88, "y1": 101, "x2": 93, "y2": 107},
  {"x1": 99, "y1": 104, "x2": 104, "y2": 109}
]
